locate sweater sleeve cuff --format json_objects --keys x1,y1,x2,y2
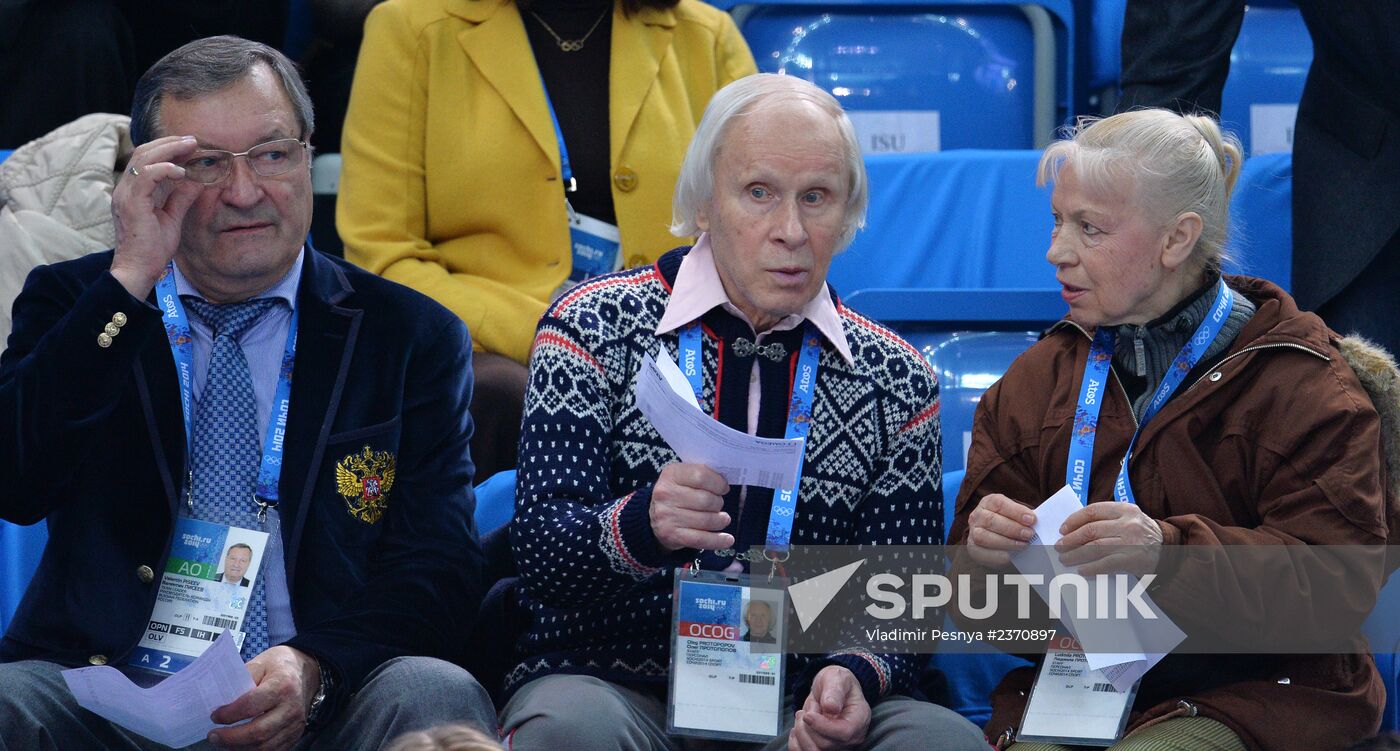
[
  {"x1": 820, "y1": 650, "x2": 893, "y2": 705},
  {"x1": 604, "y1": 486, "x2": 670, "y2": 574}
]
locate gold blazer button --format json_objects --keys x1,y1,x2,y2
[{"x1": 613, "y1": 168, "x2": 638, "y2": 193}]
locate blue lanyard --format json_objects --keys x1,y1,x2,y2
[
  {"x1": 154, "y1": 263, "x2": 299, "y2": 517},
  {"x1": 539, "y1": 80, "x2": 576, "y2": 193},
  {"x1": 678, "y1": 322, "x2": 822, "y2": 551},
  {"x1": 1066, "y1": 280, "x2": 1233, "y2": 504}
]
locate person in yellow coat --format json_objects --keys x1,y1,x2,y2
[{"x1": 338, "y1": 0, "x2": 756, "y2": 479}]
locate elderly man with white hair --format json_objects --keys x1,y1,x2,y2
[{"x1": 501, "y1": 74, "x2": 986, "y2": 750}]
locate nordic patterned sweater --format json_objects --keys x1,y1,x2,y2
[{"x1": 507, "y1": 247, "x2": 943, "y2": 703}]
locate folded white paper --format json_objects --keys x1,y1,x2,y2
[
  {"x1": 62, "y1": 630, "x2": 254, "y2": 748},
  {"x1": 1013, "y1": 486, "x2": 1184, "y2": 692},
  {"x1": 635, "y1": 351, "x2": 804, "y2": 490}
]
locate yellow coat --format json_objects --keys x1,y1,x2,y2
[{"x1": 338, "y1": 0, "x2": 756, "y2": 363}]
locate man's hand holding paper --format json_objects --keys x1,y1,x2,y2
[
  {"x1": 207, "y1": 645, "x2": 321, "y2": 751},
  {"x1": 652, "y1": 463, "x2": 734, "y2": 552}
]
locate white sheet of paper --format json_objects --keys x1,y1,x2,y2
[
  {"x1": 62, "y1": 630, "x2": 254, "y2": 748},
  {"x1": 1098, "y1": 657, "x2": 1156, "y2": 692},
  {"x1": 654, "y1": 345, "x2": 701, "y2": 410},
  {"x1": 1012, "y1": 485, "x2": 1185, "y2": 691},
  {"x1": 1022, "y1": 485, "x2": 1082, "y2": 548},
  {"x1": 636, "y1": 352, "x2": 804, "y2": 490}
]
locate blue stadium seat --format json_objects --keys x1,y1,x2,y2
[
  {"x1": 473, "y1": 469, "x2": 517, "y2": 537},
  {"x1": 1087, "y1": 0, "x2": 1126, "y2": 94},
  {"x1": 1219, "y1": 3, "x2": 1312, "y2": 157},
  {"x1": 1364, "y1": 572, "x2": 1400, "y2": 731},
  {"x1": 1225, "y1": 151, "x2": 1292, "y2": 290},
  {"x1": 922, "y1": 330, "x2": 1040, "y2": 472},
  {"x1": 835, "y1": 147, "x2": 1291, "y2": 302},
  {"x1": 713, "y1": 0, "x2": 1075, "y2": 151},
  {"x1": 1087, "y1": 0, "x2": 1307, "y2": 135},
  {"x1": 942, "y1": 469, "x2": 966, "y2": 544},
  {"x1": 832, "y1": 150, "x2": 1059, "y2": 295},
  {"x1": 0, "y1": 521, "x2": 47, "y2": 633},
  {"x1": 847, "y1": 286, "x2": 1064, "y2": 472}
]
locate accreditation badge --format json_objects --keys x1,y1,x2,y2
[
  {"x1": 667, "y1": 568, "x2": 788, "y2": 743},
  {"x1": 567, "y1": 211, "x2": 622, "y2": 283},
  {"x1": 1017, "y1": 635, "x2": 1139, "y2": 746},
  {"x1": 129, "y1": 518, "x2": 269, "y2": 675}
]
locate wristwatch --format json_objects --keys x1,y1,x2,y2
[{"x1": 305, "y1": 657, "x2": 335, "y2": 727}]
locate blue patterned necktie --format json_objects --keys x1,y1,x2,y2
[{"x1": 185, "y1": 297, "x2": 276, "y2": 660}]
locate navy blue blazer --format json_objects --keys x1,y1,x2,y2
[{"x1": 0, "y1": 249, "x2": 483, "y2": 723}]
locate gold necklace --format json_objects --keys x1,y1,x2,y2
[{"x1": 528, "y1": 6, "x2": 610, "y2": 52}]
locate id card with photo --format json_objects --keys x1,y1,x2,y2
[
  {"x1": 129, "y1": 518, "x2": 268, "y2": 675},
  {"x1": 668, "y1": 569, "x2": 787, "y2": 743},
  {"x1": 1018, "y1": 637, "x2": 1139, "y2": 747}
]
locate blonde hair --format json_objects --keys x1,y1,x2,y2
[
  {"x1": 671, "y1": 73, "x2": 868, "y2": 251},
  {"x1": 1037, "y1": 109, "x2": 1244, "y2": 272},
  {"x1": 384, "y1": 724, "x2": 504, "y2": 751}
]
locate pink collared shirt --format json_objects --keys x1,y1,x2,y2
[{"x1": 655, "y1": 235, "x2": 851, "y2": 367}]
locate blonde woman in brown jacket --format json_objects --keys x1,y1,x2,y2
[{"x1": 950, "y1": 109, "x2": 1400, "y2": 751}]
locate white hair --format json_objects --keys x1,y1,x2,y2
[
  {"x1": 1037, "y1": 109, "x2": 1244, "y2": 272},
  {"x1": 671, "y1": 73, "x2": 868, "y2": 251}
]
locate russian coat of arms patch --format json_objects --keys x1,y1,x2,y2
[{"x1": 335, "y1": 445, "x2": 396, "y2": 524}]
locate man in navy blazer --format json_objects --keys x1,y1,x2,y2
[{"x1": 0, "y1": 36, "x2": 493, "y2": 750}]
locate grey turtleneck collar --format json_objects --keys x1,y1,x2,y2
[{"x1": 1110, "y1": 274, "x2": 1257, "y2": 421}]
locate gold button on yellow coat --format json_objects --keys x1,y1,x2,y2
[
  {"x1": 338, "y1": 0, "x2": 756, "y2": 364},
  {"x1": 612, "y1": 167, "x2": 638, "y2": 192}
]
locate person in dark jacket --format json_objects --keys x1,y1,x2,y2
[{"x1": 0, "y1": 36, "x2": 494, "y2": 751}]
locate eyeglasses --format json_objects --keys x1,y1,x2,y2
[{"x1": 181, "y1": 138, "x2": 309, "y2": 185}]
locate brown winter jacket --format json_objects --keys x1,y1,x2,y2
[{"x1": 948, "y1": 276, "x2": 1400, "y2": 751}]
